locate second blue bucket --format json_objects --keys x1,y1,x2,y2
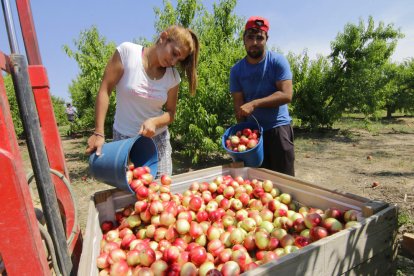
[
  {"x1": 89, "y1": 136, "x2": 158, "y2": 193},
  {"x1": 222, "y1": 121, "x2": 264, "y2": 167}
]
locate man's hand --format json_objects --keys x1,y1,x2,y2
[{"x1": 238, "y1": 101, "x2": 256, "y2": 118}]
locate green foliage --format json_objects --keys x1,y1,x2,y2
[
  {"x1": 63, "y1": 26, "x2": 116, "y2": 136},
  {"x1": 289, "y1": 16, "x2": 410, "y2": 128},
  {"x1": 328, "y1": 16, "x2": 404, "y2": 119},
  {"x1": 400, "y1": 58, "x2": 414, "y2": 114},
  {"x1": 51, "y1": 95, "x2": 67, "y2": 126},
  {"x1": 398, "y1": 211, "x2": 414, "y2": 229},
  {"x1": 154, "y1": 0, "x2": 200, "y2": 30},
  {"x1": 291, "y1": 16, "x2": 411, "y2": 127},
  {"x1": 4, "y1": 75, "x2": 23, "y2": 136},
  {"x1": 382, "y1": 62, "x2": 405, "y2": 118},
  {"x1": 384, "y1": 58, "x2": 414, "y2": 116},
  {"x1": 289, "y1": 51, "x2": 340, "y2": 128},
  {"x1": 3, "y1": 74, "x2": 71, "y2": 136}
]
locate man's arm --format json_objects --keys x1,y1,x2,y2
[{"x1": 237, "y1": 79, "x2": 292, "y2": 117}]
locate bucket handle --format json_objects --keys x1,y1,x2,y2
[{"x1": 249, "y1": 115, "x2": 262, "y2": 134}]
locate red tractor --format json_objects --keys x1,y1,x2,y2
[{"x1": 0, "y1": 1, "x2": 82, "y2": 275}]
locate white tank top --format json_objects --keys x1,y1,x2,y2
[{"x1": 113, "y1": 42, "x2": 181, "y2": 137}]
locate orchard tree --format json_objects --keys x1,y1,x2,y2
[
  {"x1": 328, "y1": 16, "x2": 403, "y2": 118},
  {"x1": 399, "y1": 58, "x2": 414, "y2": 115},
  {"x1": 51, "y1": 96, "x2": 67, "y2": 126},
  {"x1": 154, "y1": 0, "x2": 199, "y2": 30},
  {"x1": 4, "y1": 75, "x2": 23, "y2": 136},
  {"x1": 288, "y1": 51, "x2": 336, "y2": 128},
  {"x1": 3, "y1": 74, "x2": 67, "y2": 137},
  {"x1": 63, "y1": 26, "x2": 116, "y2": 135},
  {"x1": 382, "y1": 62, "x2": 402, "y2": 118},
  {"x1": 383, "y1": 58, "x2": 414, "y2": 117}
]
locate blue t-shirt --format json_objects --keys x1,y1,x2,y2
[{"x1": 230, "y1": 51, "x2": 292, "y2": 131}]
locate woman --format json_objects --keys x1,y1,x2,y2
[{"x1": 86, "y1": 25, "x2": 199, "y2": 177}]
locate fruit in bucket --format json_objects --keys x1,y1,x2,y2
[
  {"x1": 230, "y1": 136, "x2": 240, "y2": 147},
  {"x1": 226, "y1": 128, "x2": 260, "y2": 152},
  {"x1": 238, "y1": 144, "x2": 247, "y2": 152},
  {"x1": 247, "y1": 139, "x2": 258, "y2": 149}
]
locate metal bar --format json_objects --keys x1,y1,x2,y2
[
  {"x1": 10, "y1": 54, "x2": 73, "y2": 276},
  {"x1": 16, "y1": 0, "x2": 42, "y2": 64},
  {"x1": 1, "y1": 0, "x2": 20, "y2": 54}
]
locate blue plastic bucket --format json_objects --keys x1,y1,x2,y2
[
  {"x1": 221, "y1": 119, "x2": 264, "y2": 167},
  {"x1": 89, "y1": 136, "x2": 158, "y2": 193}
]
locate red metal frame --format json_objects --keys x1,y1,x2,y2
[
  {"x1": 0, "y1": 0, "x2": 83, "y2": 273},
  {"x1": 15, "y1": 0, "x2": 83, "y2": 261},
  {"x1": 0, "y1": 50, "x2": 9, "y2": 72},
  {"x1": 0, "y1": 71, "x2": 51, "y2": 275}
]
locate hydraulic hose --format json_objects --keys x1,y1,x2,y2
[
  {"x1": 26, "y1": 168, "x2": 79, "y2": 247},
  {"x1": 38, "y1": 222, "x2": 61, "y2": 276}
]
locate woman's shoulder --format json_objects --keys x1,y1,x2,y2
[
  {"x1": 166, "y1": 67, "x2": 181, "y2": 86},
  {"x1": 117, "y1": 42, "x2": 142, "y2": 51},
  {"x1": 117, "y1": 43, "x2": 142, "y2": 63}
]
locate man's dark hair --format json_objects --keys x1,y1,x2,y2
[{"x1": 243, "y1": 28, "x2": 269, "y2": 40}]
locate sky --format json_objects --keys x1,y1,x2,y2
[{"x1": 1, "y1": 0, "x2": 413, "y2": 102}]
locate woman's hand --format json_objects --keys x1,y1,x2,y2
[
  {"x1": 139, "y1": 118, "x2": 157, "y2": 138},
  {"x1": 85, "y1": 133, "x2": 105, "y2": 156}
]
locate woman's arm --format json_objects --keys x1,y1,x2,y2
[{"x1": 86, "y1": 50, "x2": 124, "y2": 155}]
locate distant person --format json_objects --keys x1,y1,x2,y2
[
  {"x1": 65, "y1": 103, "x2": 76, "y2": 123},
  {"x1": 85, "y1": 25, "x2": 199, "y2": 177},
  {"x1": 230, "y1": 16, "x2": 295, "y2": 176}
]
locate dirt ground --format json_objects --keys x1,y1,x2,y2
[{"x1": 22, "y1": 116, "x2": 414, "y2": 274}]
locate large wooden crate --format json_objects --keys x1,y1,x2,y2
[{"x1": 79, "y1": 165, "x2": 398, "y2": 276}]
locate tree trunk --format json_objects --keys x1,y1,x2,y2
[{"x1": 386, "y1": 108, "x2": 392, "y2": 119}]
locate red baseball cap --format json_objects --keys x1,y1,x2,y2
[{"x1": 245, "y1": 16, "x2": 269, "y2": 32}]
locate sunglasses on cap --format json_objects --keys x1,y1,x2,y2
[{"x1": 254, "y1": 20, "x2": 265, "y2": 27}]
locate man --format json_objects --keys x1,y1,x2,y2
[
  {"x1": 65, "y1": 103, "x2": 76, "y2": 122},
  {"x1": 230, "y1": 16, "x2": 295, "y2": 176}
]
